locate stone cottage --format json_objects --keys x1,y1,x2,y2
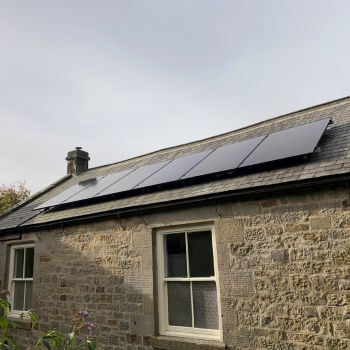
[{"x1": 1, "y1": 96, "x2": 350, "y2": 350}]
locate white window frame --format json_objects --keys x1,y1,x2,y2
[
  {"x1": 157, "y1": 223, "x2": 222, "y2": 341},
  {"x1": 8, "y1": 243, "x2": 34, "y2": 316}
]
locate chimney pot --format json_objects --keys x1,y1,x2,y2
[{"x1": 66, "y1": 147, "x2": 90, "y2": 175}]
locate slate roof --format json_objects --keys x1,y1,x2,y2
[{"x1": 1, "y1": 96, "x2": 350, "y2": 233}]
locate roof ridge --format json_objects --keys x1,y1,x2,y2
[{"x1": 87, "y1": 95, "x2": 350, "y2": 172}]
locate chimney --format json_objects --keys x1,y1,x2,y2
[{"x1": 66, "y1": 147, "x2": 90, "y2": 175}]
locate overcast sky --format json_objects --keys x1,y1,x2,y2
[{"x1": 1, "y1": 1, "x2": 350, "y2": 193}]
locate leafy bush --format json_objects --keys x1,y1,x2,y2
[
  {"x1": 34, "y1": 309, "x2": 96, "y2": 350},
  {"x1": 0, "y1": 182, "x2": 30, "y2": 215},
  {"x1": 0, "y1": 298, "x2": 17, "y2": 350},
  {"x1": 0, "y1": 298, "x2": 96, "y2": 350}
]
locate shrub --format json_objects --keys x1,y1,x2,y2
[
  {"x1": 0, "y1": 298, "x2": 17, "y2": 350},
  {"x1": 34, "y1": 309, "x2": 96, "y2": 350},
  {"x1": 0, "y1": 298, "x2": 96, "y2": 350}
]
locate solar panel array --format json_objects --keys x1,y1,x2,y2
[
  {"x1": 240, "y1": 118, "x2": 331, "y2": 167},
  {"x1": 182, "y1": 135, "x2": 266, "y2": 179},
  {"x1": 36, "y1": 118, "x2": 330, "y2": 210}
]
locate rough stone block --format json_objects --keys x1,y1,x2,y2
[
  {"x1": 310, "y1": 216, "x2": 332, "y2": 230},
  {"x1": 143, "y1": 293, "x2": 154, "y2": 315},
  {"x1": 216, "y1": 242, "x2": 231, "y2": 271},
  {"x1": 244, "y1": 227, "x2": 266, "y2": 241},
  {"x1": 214, "y1": 218, "x2": 244, "y2": 244},
  {"x1": 220, "y1": 271, "x2": 255, "y2": 297},
  {"x1": 129, "y1": 314, "x2": 154, "y2": 336},
  {"x1": 271, "y1": 249, "x2": 289, "y2": 263},
  {"x1": 284, "y1": 223, "x2": 309, "y2": 232}
]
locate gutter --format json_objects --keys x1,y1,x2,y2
[{"x1": 1, "y1": 172, "x2": 349, "y2": 235}]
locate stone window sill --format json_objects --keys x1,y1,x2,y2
[
  {"x1": 151, "y1": 335, "x2": 225, "y2": 350},
  {"x1": 7, "y1": 316, "x2": 32, "y2": 330}
]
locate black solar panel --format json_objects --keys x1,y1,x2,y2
[
  {"x1": 135, "y1": 149, "x2": 214, "y2": 189},
  {"x1": 182, "y1": 135, "x2": 266, "y2": 179},
  {"x1": 239, "y1": 118, "x2": 330, "y2": 167},
  {"x1": 96, "y1": 160, "x2": 172, "y2": 197},
  {"x1": 36, "y1": 118, "x2": 331, "y2": 210},
  {"x1": 35, "y1": 177, "x2": 103, "y2": 209},
  {"x1": 62, "y1": 168, "x2": 136, "y2": 204}
]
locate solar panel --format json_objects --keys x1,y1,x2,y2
[
  {"x1": 62, "y1": 168, "x2": 136, "y2": 204},
  {"x1": 36, "y1": 118, "x2": 331, "y2": 210},
  {"x1": 35, "y1": 177, "x2": 103, "y2": 209},
  {"x1": 96, "y1": 159, "x2": 172, "y2": 197},
  {"x1": 182, "y1": 135, "x2": 266, "y2": 179},
  {"x1": 239, "y1": 118, "x2": 330, "y2": 168},
  {"x1": 135, "y1": 149, "x2": 214, "y2": 189}
]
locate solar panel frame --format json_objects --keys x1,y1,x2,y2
[
  {"x1": 181, "y1": 135, "x2": 267, "y2": 179},
  {"x1": 96, "y1": 159, "x2": 172, "y2": 197},
  {"x1": 239, "y1": 118, "x2": 331, "y2": 168},
  {"x1": 62, "y1": 168, "x2": 136, "y2": 204},
  {"x1": 36, "y1": 118, "x2": 331, "y2": 210},
  {"x1": 35, "y1": 176, "x2": 104, "y2": 209},
  {"x1": 135, "y1": 149, "x2": 215, "y2": 189}
]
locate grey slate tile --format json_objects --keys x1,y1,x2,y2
[{"x1": 1, "y1": 96, "x2": 350, "y2": 231}]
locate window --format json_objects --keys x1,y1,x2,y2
[
  {"x1": 157, "y1": 225, "x2": 221, "y2": 340},
  {"x1": 8, "y1": 244, "x2": 34, "y2": 314}
]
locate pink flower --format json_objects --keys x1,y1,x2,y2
[
  {"x1": 79, "y1": 310, "x2": 89, "y2": 319},
  {"x1": 87, "y1": 322, "x2": 97, "y2": 331}
]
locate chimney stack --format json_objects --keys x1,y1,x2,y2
[{"x1": 66, "y1": 147, "x2": 90, "y2": 175}]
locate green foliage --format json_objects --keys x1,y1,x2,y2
[
  {"x1": 0, "y1": 299, "x2": 17, "y2": 350},
  {"x1": 20, "y1": 310, "x2": 38, "y2": 330},
  {"x1": 0, "y1": 182, "x2": 30, "y2": 214},
  {"x1": 33, "y1": 309, "x2": 96, "y2": 350},
  {"x1": 27, "y1": 310, "x2": 39, "y2": 330},
  {"x1": 0, "y1": 300, "x2": 96, "y2": 350}
]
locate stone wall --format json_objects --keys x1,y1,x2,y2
[{"x1": 1, "y1": 183, "x2": 350, "y2": 349}]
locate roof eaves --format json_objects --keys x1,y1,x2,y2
[{"x1": 4, "y1": 171, "x2": 350, "y2": 234}]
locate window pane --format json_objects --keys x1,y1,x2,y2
[
  {"x1": 165, "y1": 233, "x2": 187, "y2": 277},
  {"x1": 13, "y1": 281, "x2": 25, "y2": 311},
  {"x1": 13, "y1": 249, "x2": 24, "y2": 278},
  {"x1": 193, "y1": 282, "x2": 219, "y2": 329},
  {"x1": 167, "y1": 282, "x2": 192, "y2": 327},
  {"x1": 25, "y1": 281, "x2": 33, "y2": 310},
  {"x1": 25, "y1": 247, "x2": 34, "y2": 278},
  {"x1": 188, "y1": 231, "x2": 214, "y2": 277}
]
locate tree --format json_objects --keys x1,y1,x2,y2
[{"x1": 0, "y1": 182, "x2": 30, "y2": 215}]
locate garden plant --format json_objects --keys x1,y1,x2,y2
[{"x1": 0, "y1": 296, "x2": 96, "y2": 350}]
